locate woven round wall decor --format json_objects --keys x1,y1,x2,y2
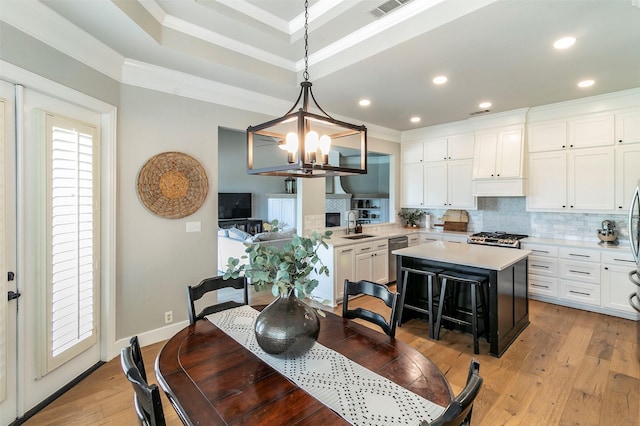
[{"x1": 137, "y1": 151, "x2": 209, "y2": 219}]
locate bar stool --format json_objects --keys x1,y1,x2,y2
[
  {"x1": 397, "y1": 266, "x2": 443, "y2": 339},
  {"x1": 434, "y1": 271, "x2": 490, "y2": 354}
]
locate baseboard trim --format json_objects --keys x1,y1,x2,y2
[{"x1": 13, "y1": 361, "x2": 105, "y2": 425}]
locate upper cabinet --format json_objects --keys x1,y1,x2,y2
[
  {"x1": 424, "y1": 134, "x2": 474, "y2": 162},
  {"x1": 401, "y1": 133, "x2": 476, "y2": 209},
  {"x1": 568, "y1": 113, "x2": 614, "y2": 149},
  {"x1": 472, "y1": 125, "x2": 526, "y2": 196},
  {"x1": 615, "y1": 107, "x2": 640, "y2": 145},
  {"x1": 528, "y1": 120, "x2": 567, "y2": 153}
]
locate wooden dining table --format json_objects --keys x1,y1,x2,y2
[{"x1": 155, "y1": 306, "x2": 453, "y2": 425}]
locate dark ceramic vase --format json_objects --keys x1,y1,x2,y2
[{"x1": 254, "y1": 289, "x2": 320, "y2": 358}]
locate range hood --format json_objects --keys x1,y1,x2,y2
[{"x1": 472, "y1": 179, "x2": 526, "y2": 197}]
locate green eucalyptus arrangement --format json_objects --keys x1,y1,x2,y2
[
  {"x1": 398, "y1": 209, "x2": 427, "y2": 227},
  {"x1": 223, "y1": 221, "x2": 332, "y2": 302}
]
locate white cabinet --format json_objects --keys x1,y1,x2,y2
[
  {"x1": 401, "y1": 162, "x2": 424, "y2": 207},
  {"x1": 407, "y1": 233, "x2": 421, "y2": 246},
  {"x1": 528, "y1": 120, "x2": 567, "y2": 153},
  {"x1": 424, "y1": 160, "x2": 476, "y2": 208},
  {"x1": 601, "y1": 252, "x2": 639, "y2": 315},
  {"x1": 523, "y1": 243, "x2": 559, "y2": 298},
  {"x1": 354, "y1": 240, "x2": 388, "y2": 284},
  {"x1": 568, "y1": 113, "x2": 614, "y2": 149},
  {"x1": 424, "y1": 134, "x2": 474, "y2": 162},
  {"x1": 558, "y1": 246, "x2": 602, "y2": 308},
  {"x1": 615, "y1": 107, "x2": 640, "y2": 144},
  {"x1": 267, "y1": 196, "x2": 296, "y2": 228},
  {"x1": 420, "y1": 233, "x2": 442, "y2": 244},
  {"x1": 402, "y1": 134, "x2": 476, "y2": 209},
  {"x1": 472, "y1": 125, "x2": 526, "y2": 196},
  {"x1": 402, "y1": 141, "x2": 424, "y2": 164},
  {"x1": 615, "y1": 144, "x2": 640, "y2": 211},
  {"x1": 567, "y1": 147, "x2": 614, "y2": 211},
  {"x1": 527, "y1": 147, "x2": 614, "y2": 212},
  {"x1": 314, "y1": 244, "x2": 355, "y2": 306},
  {"x1": 473, "y1": 126, "x2": 524, "y2": 179}
]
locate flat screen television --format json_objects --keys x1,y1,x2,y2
[{"x1": 218, "y1": 193, "x2": 252, "y2": 219}]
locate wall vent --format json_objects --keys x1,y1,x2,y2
[
  {"x1": 470, "y1": 109, "x2": 491, "y2": 116},
  {"x1": 370, "y1": 0, "x2": 413, "y2": 18}
]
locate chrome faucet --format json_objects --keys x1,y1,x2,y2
[{"x1": 346, "y1": 210, "x2": 356, "y2": 235}]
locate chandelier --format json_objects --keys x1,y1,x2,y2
[{"x1": 246, "y1": 0, "x2": 368, "y2": 177}]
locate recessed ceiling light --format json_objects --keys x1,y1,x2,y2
[
  {"x1": 433, "y1": 76, "x2": 448, "y2": 85},
  {"x1": 479, "y1": 102, "x2": 492, "y2": 109},
  {"x1": 359, "y1": 99, "x2": 371, "y2": 106},
  {"x1": 554, "y1": 36, "x2": 576, "y2": 49},
  {"x1": 578, "y1": 79, "x2": 595, "y2": 88},
  {"x1": 410, "y1": 116, "x2": 421, "y2": 123}
]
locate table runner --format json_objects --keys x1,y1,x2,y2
[{"x1": 206, "y1": 306, "x2": 446, "y2": 425}]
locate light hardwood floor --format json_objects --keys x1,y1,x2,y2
[{"x1": 23, "y1": 288, "x2": 640, "y2": 426}]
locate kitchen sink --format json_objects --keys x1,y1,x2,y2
[{"x1": 342, "y1": 234, "x2": 375, "y2": 240}]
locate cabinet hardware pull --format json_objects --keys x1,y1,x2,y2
[
  {"x1": 568, "y1": 269, "x2": 590, "y2": 275},
  {"x1": 532, "y1": 265, "x2": 549, "y2": 269},
  {"x1": 531, "y1": 283, "x2": 549, "y2": 289},
  {"x1": 341, "y1": 249, "x2": 353, "y2": 253},
  {"x1": 613, "y1": 258, "x2": 634, "y2": 263},
  {"x1": 531, "y1": 250, "x2": 549, "y2": 254},
  {"x1": 569, "y1": 290, "x2": 590, "y2": 296},
  {"x1": 569, "y1": 253, "x2": 589, "y2": 258}
]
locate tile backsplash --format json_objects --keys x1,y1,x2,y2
[{"x1": 426, "y1": 197, "x2": 628, "y2": 243}]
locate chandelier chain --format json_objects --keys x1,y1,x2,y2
[{"x1": 303, "y1": 0, "x2": 309, "y2": 81}]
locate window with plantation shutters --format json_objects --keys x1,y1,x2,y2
[{"x1": 43, "y1": 113, "x2": 99, "y2": 374}]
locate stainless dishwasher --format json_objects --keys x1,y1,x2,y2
[{"x1": 388, "y1": 236, "x2": 408, "y2": 283}]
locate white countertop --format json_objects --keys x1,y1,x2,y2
[{"x1": 392, "y1": 241, "x2": 531, "y2": 271}]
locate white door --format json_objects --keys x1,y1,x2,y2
[
  {"x1": 19, "y1": 87, "x2": 102, "y2": 415},
  {"x1": 0, "y1": 80, "x2": 18, "y2": 425}
]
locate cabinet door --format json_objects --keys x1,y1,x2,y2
[
  {"x1": 568, "y1": 147, "x2": 614, "y2": 211},
  {"x1": 615, "y1": 144, "x2": 640, "y2": 211},
  {"x1": 401, "y1": 162, "x2": 424, "y2": 207},
  {"x1": 602, "y1": 253, "x2": 639, "y2": 315},
  {"x1": 528, "y1": 120, "x2": 567, "y2": 152},
  {"x1": 402, "y1": 141, "x2": 424, "y2": 164},
  {"x1": 334, "y1": 246, "x2": 355, "y2": 302},
  {"x1": 615, "y1": 107, "x2": 640, "y2": 144},
  {"x1": 472, "y1": 132, "x2": 497, "y2": 179},
  {"x1": 355, "y1": 252, "x2": 372, "y2": 282},
  {"x1": 568, "y1": 113, "x2": 614, "y2": 149},
  {"x1": 496, "y1": 129, "x2": 523, "y2": 178},
  {"x1": 424, "y1": 162, "x2": 447, "y2": 208},
  {"x1": 424, "y1": 138, "x2": 447, "y2": 162},
  {"x1": 527, "y1": 151, "x2": 567, "y2": 210},
  {"x1": 448, "y1": 134, "x2": 475, "y2": 160},
  {"x1": 447, "y1": 159, "x2": 476, "y2": 209},
  {"x1": 371, "y1": 249, "x2": 388, "y2": 284}
]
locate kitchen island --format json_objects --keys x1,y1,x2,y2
[{"x1": 393, "y1": 241, "x2": 531, "y2": 357}]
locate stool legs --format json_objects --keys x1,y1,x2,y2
[{"x1": 434, "y1": 272, "x2": 490, "y2": 355}]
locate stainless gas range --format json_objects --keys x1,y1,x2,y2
[{"x1": 467, "y1": 232, "x2": 528, "y2": 248}]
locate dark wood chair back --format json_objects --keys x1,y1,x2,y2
[
  {"x1": 424, "y1": 359, "x2": 482, "y2": 426},
  {"x1": 120, "y1": 345, "x2": 166, "y2": 426},
  {"x1": 342, "y1": 279, "x2": 399, "y2": 337},
  {"x1": 187, "y1": 276, "x2": 249, "y2": 324},
  {"x1": 129, "y1": 335, "x2": 147, "y2": 383}
]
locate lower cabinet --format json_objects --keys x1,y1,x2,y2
[
  {"x1": 314, "y1": 244, "x2": 355, "y2": 307},
  {"x1": 355, "y1": 240, "x2": 389, "y2": 284},
  {"x1": 522, "y1": 242, "x2": 639, "y2": 320},
  {"x1": 601, "y1": 252, "x2": 638, "y2": 314}
]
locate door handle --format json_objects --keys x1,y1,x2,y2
[{"x1": 8, "y1": 290, "x2": 21, "y2": 301}]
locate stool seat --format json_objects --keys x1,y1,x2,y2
[
  {"x1": 397, "y1": 266, "x2": 444, "y2": 339},
  {"x1": 434, "y1": 270, "x2": 490, "y2": 354}
]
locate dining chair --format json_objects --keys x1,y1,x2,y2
[
  {"x1": 129, "y1": 335, "x2": 147, "y2": 383},
  {"x1": 342, "y1": 279, "x2": 399, "y2": 337},
  {"x1": 121, "y1": 344, "x2": 166, "y2": 426},
  {"x1": 186, "y1": 276, "x2": 249, "y2": 324},
  {"x1": 423, "y1": 359, "x2": 483, "y2": 426}
]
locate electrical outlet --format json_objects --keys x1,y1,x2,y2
[{"x1": 164, "y1": 311, "x2": 173, "y2": 324}]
